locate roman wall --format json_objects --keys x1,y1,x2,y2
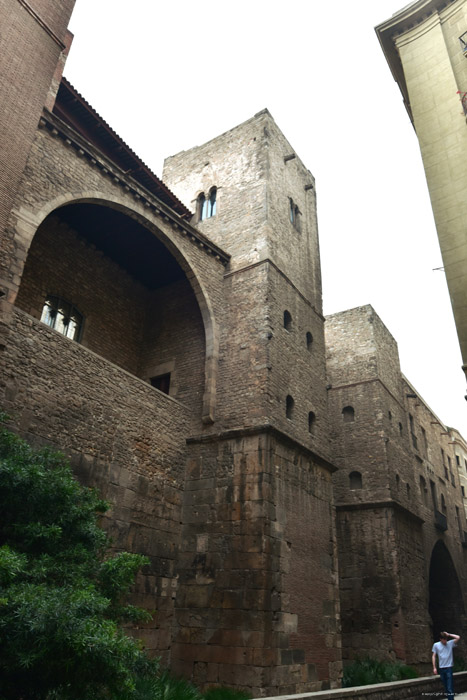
[
  {"x1": 171, "y1": 431, "x2": 340, "y2": 696},
  {"x1": 161, "y1": 111, "x2": 340, "y2": 693},
  {"x1": 326, "y1": 305, "x2": 467, "y2": 669},
  {"x1": 0, "y1": 112, "x2": 227, "y2": 660},
  {"x1": 3, "y1": 306, "x2": 188, "y2": 659}
]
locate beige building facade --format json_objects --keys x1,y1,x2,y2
[{"x1": 376, "y1": 0, "x2": 467, "y2": 390}]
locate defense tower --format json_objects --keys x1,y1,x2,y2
[{"x1": 164, "y1": 111, "x2": 342, "y2": 693}]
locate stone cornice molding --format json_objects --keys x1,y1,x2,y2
[
  {"x1": 187, "y1": 423, "x2": 336, "y2": 473},
  {"x1": 224, "y1": 259, "x2": 325, "y2": 322},
  {"x1": 336, "y1": 499, "x2": 425, "y2": 523},
  {"x1": 39, "y1": 111, "x2": 230, "y2": 267}
]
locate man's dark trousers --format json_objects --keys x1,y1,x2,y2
[{"x1": 439, "y1": 666, "x2": 454, "y2": 700}]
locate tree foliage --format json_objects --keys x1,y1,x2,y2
[{"x1": 0, "y1": 418, "x2": 151, "y2": 699}]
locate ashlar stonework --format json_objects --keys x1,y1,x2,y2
[{"x1": 1, "y1": 1, "x2": 467, "y2": 696}]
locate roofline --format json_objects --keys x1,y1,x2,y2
[
  {"x1": 56, "y1": 77, "x2": 192, "y2": 218},
  {"x1": 375, "y1": 0, "x2": 459, "y2": 127},
  {"x1": 39, "y1": 110, "x2": 231, "y2": 266}
]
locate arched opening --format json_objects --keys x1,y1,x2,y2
[
  {"x1": 308, "y1": 411, "x2": 316, "y2": 433},
  {"x1": 342, "y1": 405, "x2": 355, "y2": 423},
  {"x1": 197, "y1": 192, "x2": 207, "y2": 222},
  {"x1": 429, "y1": 541, "x2": 465, "y2": 641},
  {"x1": 349, "y1": 471, "x2": 362, "y2": 490},
  {"x1": 306, "y1": 331, "x2": 313, "y2": 351},
  {"x1": 283, "y1": 310, "x2": 292, "y2": 332},
  {"x1": 14, "y1": 201, "x2": 208, "y2": 419},
  {"x1": 207, "y1": 187, "x2": 217, "y2": 218},
  {"x1": 286, "y1": 395, "x2": 294, "y2": 420}
]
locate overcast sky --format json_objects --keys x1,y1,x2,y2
[{"x1": 65, "y1": 0, "x2": 466, "y2": 432}]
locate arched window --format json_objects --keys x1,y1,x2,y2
[
  {"x1": 395, "y1": 473, "x2": 400, "y2": 489},
  {"x1": 283, "y1": 310, "x2": 292, "y2": 331},
  {"x1": 342, "y1": 406, "x2": 355, "y2": 423},
  {"x1": 308, "y1": 411, "x2": 316, "y2": 433},
  {"x1": 406, "y1": 483, "x2": 411, "y2": 499},
  {"x1": 207, "y1": 187, "x2": 217, "y2": 217},
  {"x1": 286, "y1": 395, "x2": 294, "y2": 420},
  {"x1": 306, "y1": 331, "x2": 313, "y2": 351},
  {"x1": 349, "y1": 471, "x2": 362, "y2": 490},
  {"x1": 198, "y1": 188, "x2": 217, "y2": 221},
  {"x1": 197, "y1": 192, "x2": 207, "y2": 221},
  {"x1": 40, "y1": 295, "x2": 83, "y2": 341}
]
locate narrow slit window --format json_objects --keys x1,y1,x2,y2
[
  {"x1": 283, "y1": 310, "x2": 292, "y2": 331},
  {"x1": 289, "y1": 197, "x2": 301, "y2": 232},
  {"x1": 286, "y1": 395, "x2": 294, "y2": 420},
  {"x1": 308, "y1": 411, "x2": 316, "y2": 433},
  {"x1": 306, "y1": 331, "x2": 313, "y2": 351}
]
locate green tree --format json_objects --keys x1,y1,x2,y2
[{"x1": 0, "y1": 418, "x2": 152, "y2": 700}]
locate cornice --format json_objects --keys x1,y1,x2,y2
[
  {"x1": 38, "y1": 110, "x2": 230, "y2": 267},
  {"x1": 187, "y1": 423, "x2": 336, "y2": 474},
  {"x1": 336, "y1": 499, "x2": 425, "y2": 523}
]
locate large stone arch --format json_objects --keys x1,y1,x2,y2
[
  {"x1": 10, "y1": 191, "x2": 219, "y2": 422},
  {"x1": 429, "y1": 540, "x2": 465, "y2": 640}
]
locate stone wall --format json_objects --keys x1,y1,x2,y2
[
  {"x1": 253, "y1": 671, "x2": 467, "y2": 700},
  {"x1": 0, "y1": 0, "x2": 74, "y2": 274},
  {"x1": 2, "y1": 307, "x2": 189, "y2": 659},
  {"x1": 171, "y1": 430, "x2": 340, "y2": 697},
  {"x1": 15, "y1": 213, "x2": 206, "y2": 421},
  {"x1": 326, "y1": 305, "x2": 467, "y2": 668}
]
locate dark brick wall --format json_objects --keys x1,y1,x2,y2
[
  {"x1": 0, "y1": 0, "x2": 74, "y2": 285},
  {"x1": 14, "y1": 214, "x2": 206, "y2": 420},
  {"x1": 2, "y1": 307, "x2": 189, "y2": 659}
]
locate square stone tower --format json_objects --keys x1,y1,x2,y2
[{"x1": 163, "y1": 111, "x2": 341, "y2": 694}]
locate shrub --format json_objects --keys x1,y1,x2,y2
[
  {"x1": 342, "y1": 657, "x2": 418, "y2": 687},
  {"x1": 0, "y1": 417, "x2": 151, "y2": 699},
  {"x1": 203, "y1": 689, "x2": 251, "y2": 700}
]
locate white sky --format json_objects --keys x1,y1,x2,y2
[{"x1": 65, "y1": 0, "x2": 467, "y2": 433}]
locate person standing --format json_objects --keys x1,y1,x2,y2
[{"x1": 432, "y1": 630, "x2": 460, "y2": 700}]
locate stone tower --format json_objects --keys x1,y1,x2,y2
[
  {"x1": 163, "y1": 111, "x2": 342, "y2": 693},
  {"x1": 326, "y1": 305, "x2": 467, "y2": 668}
]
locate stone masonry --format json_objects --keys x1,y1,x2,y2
[{"x1": 1, "y1": 1, "x2": 467, "y2": 696}]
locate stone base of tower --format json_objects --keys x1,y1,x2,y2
[
  {"x1": 336, "y1": 503, "x2": 432, "y2": 669},
  {"x1": 171, "y1": 428, "x2": 342, "y2": 696}
]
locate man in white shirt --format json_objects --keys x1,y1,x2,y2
[{"x1": 432, "y1": 630, "x2": 460, "y2": 700}]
